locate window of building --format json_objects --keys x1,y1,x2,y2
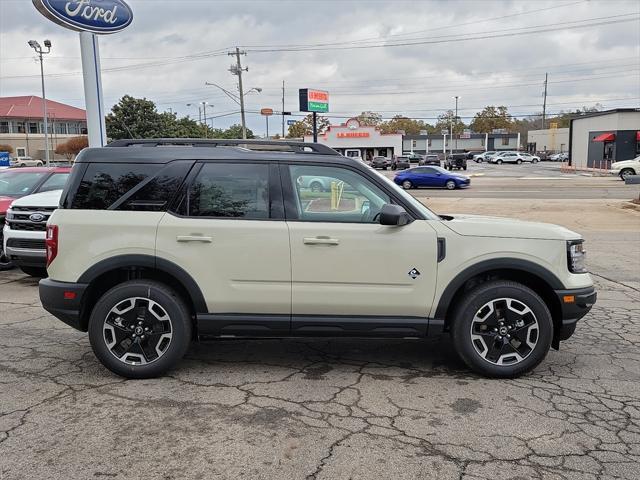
[
  {"x1": 411, "y1": 140, "x2": 417, "y2": 148},
  {"x1": 55, "y1": 123, "x2": 68, "y2": 134},
  {"x1": 481, "y1": 137, "x2": 485, "y2": 146},
  {"x1": 501, "y1": 137, "x2": 509, "y2": 146},
  {"x1": 14, "y1": 121, "x2": 25, "y2": 133},
  {"x1": 28, "y1": 122, "x2": 38, "y2": 134},
  {"x1": 68, "y1": 123, "x2": 80, "y2": 134},
  {"x1": 287, "y1": 164, "x2": 390, "y2": 223},
  {"x1": 16, "y1": 148, "x2": 26, "y2": 157},
  {"x1": 0, "y1": 121, "x2": 9, "y2": 133},
  {"x1": 186, "y1": 163, "x2": 269, "y2": 219}
]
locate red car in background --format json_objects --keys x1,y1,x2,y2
[{"x1": 0, "y1": 167, "x2": 71, "y2": 270}]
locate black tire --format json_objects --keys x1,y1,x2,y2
[
  {"x1": 382, "y1": 166, "x2": 387, "y2": 170},
  {"x1": 445, "y1": 180, "x2": 456, "y2": 190},
  {"x1": 463, "y1": 166, "x2": 467, "y2": 171},
  {"x1": 620, "y1": 168, "x2": 635, "y2": 180},
  {"x1": 88, "y1": 280, "x2": 192, "y2": 379},
  {"x1": 0, "y1": 233, "x2": 14, "y2": 271},
  {"x1": 496, "y1": 159, "x2": 503, "y2": 165},
  {"x1": 391, "y1": 164, "x2": 397, "y2": 171},
  {"x1": 533, "y1": 159, "x2": 539, "y2": 163},
  {"x1": 450, "y1": 280, "x2": 553, "y2": 378},
  {"x1": 35, "y1": 161, "x2": 43, "y2": 167},
  {"x1": 402, "y1": 180, "x2": 413, "y2": 190},
  {"x1": 19, "y1": 266, "x2": 48, "y2": 278},
  {"x1": 516, "y1": 159, "x2": 522, "y2": 165},
  {"x1": 310, "y1": 182, "x2": 323, "y2": 193}
]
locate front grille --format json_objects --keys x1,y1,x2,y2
[
  {"x1": 6, "y1": 238, "x2": 45, "y2": 249},
  {"x1": 11, "y1": 206, "x2": 56, "y2": 212},
  {"x1": 6, "y1": 221, "x2": 47, "y2": 232}
]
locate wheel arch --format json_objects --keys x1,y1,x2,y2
[
  {"x1": 76, "y1": 254, "x2": 207, "y2": 331},
  {"x1": 435, "y1": 259, "x2": 563, "y2": 332}
]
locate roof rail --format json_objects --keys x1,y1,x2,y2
[{"x1": 105, "y1": 138, "x2": 340, "y2": 155}]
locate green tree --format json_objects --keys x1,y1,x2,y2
[
  {"x1": 355, "y1": 111, "x2": 382, "y2": 127},
  {"x1": 217, "y1": 124, "x2": 255, "y2": 139},
  {"x1": 286, "y1": 114, "x2": 331, "y2": 138},
  {"x1": 469, "y1": 106, "x2": 513, "y2": 133},
  {"x1": 379, "y1": 115, "x2": 431, "y2": 135},
  {"x1": 434, "y1": 110, "x2": 466, "y2": 135}
]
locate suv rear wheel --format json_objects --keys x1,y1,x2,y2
[
  {"x1": 620, "y1": 168, "x2": 635, "y2": 180},
  {"x1": 451, "y1": 280, "x2": 553, "y2": 378},
  {"x1": 88, "y1": 280, "x2": 192, "y2": 378}
]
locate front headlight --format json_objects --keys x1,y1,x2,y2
[{"x1": 567, "y1": 240, "x2": 587, "y2": 273}]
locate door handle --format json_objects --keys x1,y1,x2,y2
[
  {"x1": 176, "y1": 235, "x2": 213, "y2": 243},
  {"x1": 303, "y1": 236, "x2": 340, "y2": 245}
]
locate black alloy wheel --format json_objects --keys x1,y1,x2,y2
[
  {"x1": 89, "y1": 280, "x2": 192, "y2": 378},
  {"x1": 451, "y1": 280, "x2": 553, "y2": 378}
]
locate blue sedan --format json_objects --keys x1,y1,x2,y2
[{"x1": 393, "y1": 166, "x2": 470, "y2": 190}]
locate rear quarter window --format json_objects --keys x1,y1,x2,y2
[{"x1": 70, "y1": 163, "x2": 160, "y2": 210}]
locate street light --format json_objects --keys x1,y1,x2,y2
[
  {"x1": 453, "y1": 96, "x2": 460, "y2": 153},
  {"x1": 28, "y1": 39, "x2": 52, "y2": 166},
  {"x1": 186, "y1": 102, "x2": 213, "y2": 138},
  {"x1": 205, "y1": 82, "x2": 261, "y2": 139}
]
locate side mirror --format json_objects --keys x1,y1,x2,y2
[{"x1": 379, "y1": 204, "x2": 412, "y2": 226}]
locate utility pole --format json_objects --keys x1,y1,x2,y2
[
  {"x1": 454, "y1": 95, "x2": 459, "y2": 153},
  {"x1": 201, "y1": 101, "x2": 208, "y2": 137},
  {"x1": 542, "y1": 72, "x2": 548, "y2": 129},
  {"x1": 282, "y1": 80, "x2": 285, "y2": 138},
  {"x1": 229, "y1": 47, "x2": 248, "y2": 139}
]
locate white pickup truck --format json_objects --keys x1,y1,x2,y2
[{"x1": 3, "y1": 189, "x2": 62, "y2": 277}]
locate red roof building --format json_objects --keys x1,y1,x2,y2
[{"x1": 0, "y1": 96, "x2": 86, "y2": 121}]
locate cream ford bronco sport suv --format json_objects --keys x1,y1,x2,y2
[{"x1": 39, "y1": 139, "x2": 596, "y2": 379}]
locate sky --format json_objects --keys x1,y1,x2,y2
[{"x1": 0, "y1": 0, "x2": 639, "y2": 136}]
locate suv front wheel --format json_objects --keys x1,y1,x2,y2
[
  {"x1": 88, "y1": 280, "x2": 192, "y2": 378},
  {"x1": 451, "y1": 280, "x2": 553, "y2": 378}
]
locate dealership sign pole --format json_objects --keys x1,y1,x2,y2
[{"x1": 32, "y1": 0, "x2": 134, "y2": 148}]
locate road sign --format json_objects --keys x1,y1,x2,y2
[
  {"x1": 260, "y1": 108, "x2": 274, "y2": 116},
  {"x1": 441, "y1": 130, "x2": 448, "y2": 135},
  {"x1": 299, "y1": 89, "x2": 329, "y2": 113},
  {"x1": 287, "y1": 120, "x2": 297, "y2": 126}
]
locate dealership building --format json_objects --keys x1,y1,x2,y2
[
  {"x1": 0, "y1": 96, "x2": 87, "y2": 159},
  {"x1": 569, "y1": 108, "x2": 640, "y2": 169},
  {"x1": 527, "y1": 127, "x2": 569, "y2": 154},
  {"x1": 304, "y1": 119, "x2": 403, "y2": 160}
]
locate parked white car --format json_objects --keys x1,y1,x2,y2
[
  {"x1": 3, "y1": 189, "x2": 62, "y2": 277},
  {"x1": 489, "y1": 152, "x2": 528, "y2": 164},
  {"x1": 549, "y1": 153, "x2": 568, "y2": 162},
  {"x1": 10, "y1": 156, "x2": 44, "y2": 167},
  {"x1": 609, "y1": 155, "x2": 640, "y2": 180},
  {"x1": 473, "y1": 151, "x2": 496, "y2": 163}
]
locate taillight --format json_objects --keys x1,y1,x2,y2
[{"x1": 46, "y1": 224, "x2": 58, "y2": 267}]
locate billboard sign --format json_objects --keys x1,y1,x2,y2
[
  {"x1": 299, "y1": 89, "x2": 329, "y2": 113},
  {"x1": 260, "y1": 108, "x2": 274, "y2": 116},
  {"x1": 0, "y1": 152, "x2": 10, "y2": 167},
  {"x1": 32, "y1": 0, "x2": 133, "y2": 34}
]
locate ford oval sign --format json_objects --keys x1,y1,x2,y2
[{"x1": 32, "y1": 0, "x2": 133, "y2": 34}]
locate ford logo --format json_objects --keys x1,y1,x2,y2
[
  {"x1": 29, "y1": 213, "x2": 46, "y2": 223},
  {"x1": 32, "y1": 0, "x2": 133, "y2": 34}
]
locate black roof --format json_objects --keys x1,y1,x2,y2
[{"x1": 75, "y1": 138, "x2": 344, "y2": 164}]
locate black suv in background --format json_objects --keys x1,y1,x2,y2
[
  {"x1": 419, "y1": 154, "x2": 441, "y2": 166},
  {"x1": 370, "y1": 156, "x2": 391, "y2": 170},
  {"x1": 444, "y1": 153, "x2": 468, "y2": 171}
]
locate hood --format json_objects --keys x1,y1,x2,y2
[
  {"x1": 441, "y1": 214, "x2": 580, "y2": 240},
  {"x1": 611, "y1": 159, "x2": 639, "y2": 168},
  {"x1": 0, "y1": 195, "x2": 16, "y2": 215},
  {"x1": 10, "y1": 189, "x2": 63, "y2": 208}
]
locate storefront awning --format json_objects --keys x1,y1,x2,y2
[{"x1": 593, "y1": 132, "x2": 615, "y2": 142}]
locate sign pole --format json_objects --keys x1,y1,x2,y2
[
  {"x1": 313, "y1": 112, "x2": 318, "y2": 142},
  {"x1": 266, "y1": 116, "x2": 269, "y2": 139},
  {"x1": 79, "y1": 32, "x2": 107, "y2": 147}
]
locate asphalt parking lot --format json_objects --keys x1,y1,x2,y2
[{"x1": 1, "y1": 174, "x2": 639, "y2": 479}]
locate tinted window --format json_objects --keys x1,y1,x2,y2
[
  {"x1": 120, "y1": 162, "x2": 190, "y2": 211},
  {"x1": 186, "y1": 163, "x2": 269, "y2": 218},
  {"x1": 38, "y1": 173, "x2": 69, "y2": 193},
  {"x1": 71, "y1": 163, "x2": 159, "y2": 209},
  {"x1": 288, "y1": 164, "x2": 390, "y2": 223},
  {"x1": 0, "y1": 171, "x2": 46, "y2": 196}
]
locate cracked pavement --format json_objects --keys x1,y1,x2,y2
[{"x1": 1, "y1": 201, "x2": 639, "y2": 479}]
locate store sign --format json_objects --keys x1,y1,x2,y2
[
  {"x1": 0, "y1": 152, "x2": 10, "y2": 167},
  {"x1": 32, "y1": 0, "x2": 133, "y2": 34},
  {"x1": 299, "y1": 88, "x2": 329, "y2": 113},
  {"x1": 260, "y1": 108, "x2": 274, "y2": 116},
  {"x1": 337, "y1": 132, "x2": 370, "y2": 138},
  {"x1": 287, "y1": 120, "x2": 297, "y2": 126}
]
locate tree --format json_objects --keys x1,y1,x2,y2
[
  {"x1": 434, "y1": 110, "x2": 466, "y2": 135},
  {"x1": 355, "y1": 111, "x2": 382, "y2": 127},
  {"x1": 55, "y1": 136, "x2": 88, "y2": 159},
  {"x1": 286, "y1": 114, "x2": 330, "y2": 138},
  {"x1": 217, "y1": 124, "x2": 255, "y2": 139},
  {"x1": 470, "y1": 106, "x2": 513, "y2": 133},
  {"x1": 379, "y1": 115, "x2": 432, "y2": 135},
  {"x1": 0, "y1": 144, "x2": 14, "y2": 154}
]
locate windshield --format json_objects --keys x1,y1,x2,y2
[
  {"x1": 368, "y1": 167, "x2": 440, "y2": 220},
  {"x1": 0, "y1": 171, "x2": 46, "y2": 196}
]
